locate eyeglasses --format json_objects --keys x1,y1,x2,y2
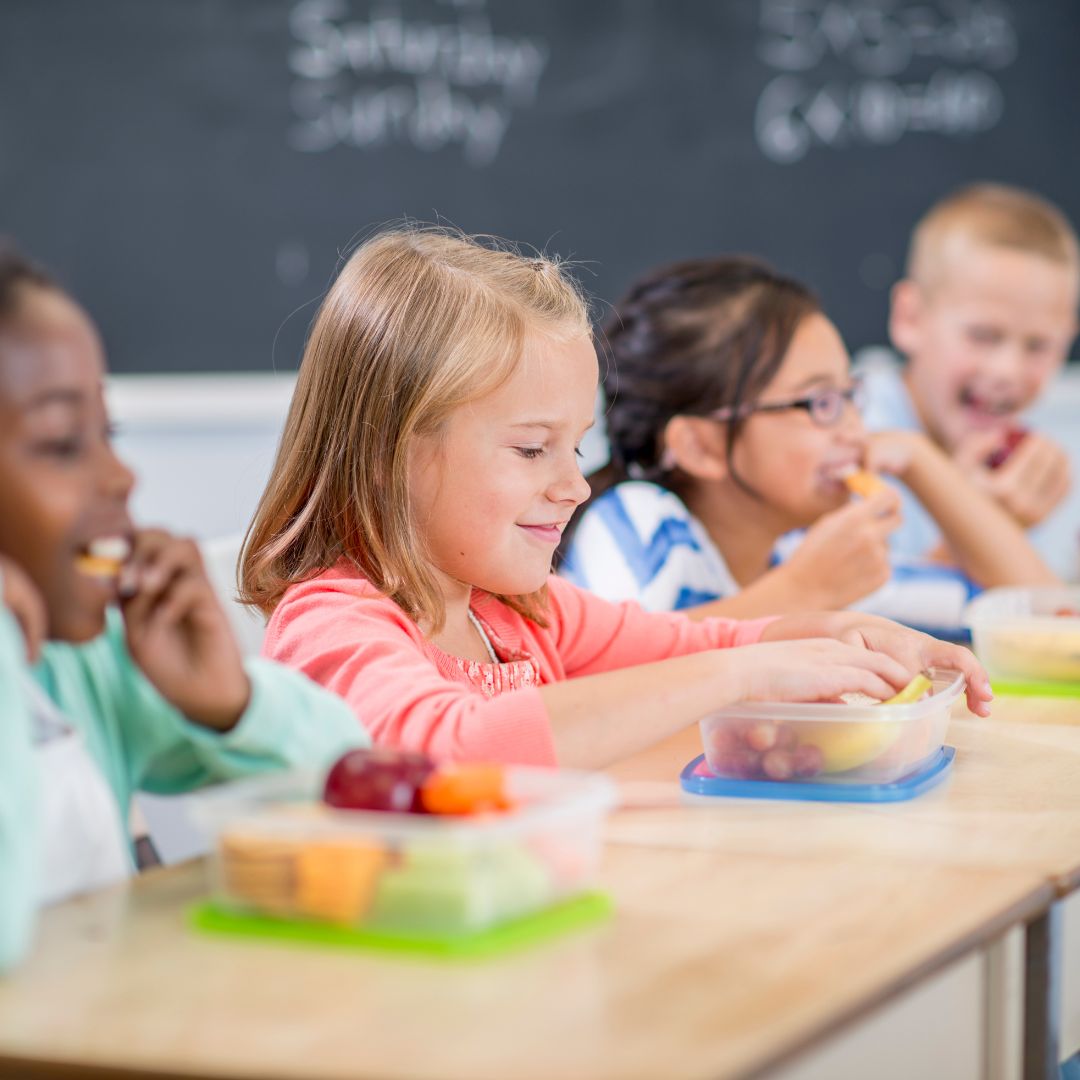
[{"x1": 707, "y1": 379, "x2": 865, "y2": 429}]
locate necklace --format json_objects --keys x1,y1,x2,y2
[{"x1": 467, "y1": 608, "x2": 499, "y2": 663}]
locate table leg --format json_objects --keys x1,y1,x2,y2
[{"x1": 1025, "y1": 904, "x2": 1061, "y2": 1080}]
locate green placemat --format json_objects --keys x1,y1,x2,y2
[
  {"x1": 190, "y1": 892, "x2": 612, "y2": 960},
  {"x1": 992, "y1": 677, "x2": 1080, "y2": 699}
]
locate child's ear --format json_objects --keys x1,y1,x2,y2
[
  {"x1": 888, "y1": 279, "x2": 924, "y2": 356},
  {"x1": 662, "y1": 415, "x2": 729, "y2": 481}
]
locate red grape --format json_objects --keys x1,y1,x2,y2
[
  {"x1": 744, "y1": 721, "x2": 778, "y2": 752},
  {"x1": 323, "y1": 748, "x2": 436, "y2": 813},
  {"x1": 761, "y1": 748, "x2": 795, "y2": 781},
  {"x1": 792, "y1": 744, "x2": 825, "y2": 778}
]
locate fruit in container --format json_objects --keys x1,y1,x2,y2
[
  {"x1": 418, "y1": 763, "x2": 514, "y2": 815},
  {"x1": 881, "y1": 672, "x2": 933, "y2": 705},
  {"x1": 322, "y1": 749, "x2": 514, "y2": 817},
  {"x1": 322, "y1": 748, "x2": 437, "y2": 813},
  {"x1": 704, "y1": 673, "x2": 937, "y2": 780},
  {"x1": 795, "y1": 717, "x2": 902, "y2": 773}
]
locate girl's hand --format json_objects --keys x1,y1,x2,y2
[
  {"x1": 784, "y1": 490, "x2": 902, "y2": 609},
  {"x1": 119, "y1": 530, "x2": 250, "y2": 731},
  {"x1": 732, "y1": 638, "x2": 916, "y2": 704},
  {"x1": 864, "y1": 429, "x2": 929, "y2": 479},
  {"x1": 0, "y1": 555, "x2": 47, "y2": 662},
  {"x1": 809, "y1": 611, "x2": 992, "y2": 716}
]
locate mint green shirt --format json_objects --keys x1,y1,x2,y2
[{"x1": 0, "y1": 606, "x2": 369, "y2": 973}]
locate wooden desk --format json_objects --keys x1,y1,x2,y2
[
  {"x1": 607, "y1": 718, "x2": 1080, "y2": 888},
  {"x1": 0, "y1": 847, "x2": 1049, "y2": 1080},
  {"x1": 607, "y1": 710, "x2": 1080, "y2": 1077}
]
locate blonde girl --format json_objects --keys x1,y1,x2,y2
[{"x1": 240, "y1": 227, "x2": 990, "y2": 768}]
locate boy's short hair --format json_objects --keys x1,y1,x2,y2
[
  {"x1": 907, "y1": 183, "x2": 1080, "y2": 290},
  {"x1": 0, "y1": 242, "x2": 54, "y2": 319}
]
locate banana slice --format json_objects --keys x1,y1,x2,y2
[{"x1": 881, "y1": 673, "x2": 933, "y2": 705}]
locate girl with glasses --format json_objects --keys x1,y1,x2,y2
[{"x1": 560, "y1": 257, "x2": 1057, "y2": 631}]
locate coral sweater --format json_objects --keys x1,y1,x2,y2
[{"x1": 264, "y1": 567, "x2": 774, "y2": 766}]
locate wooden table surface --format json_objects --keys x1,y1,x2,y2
[
  {"x1": 0, "y1": 844, "x2": 1049, "y2": 1080},
  {"x1": 607, "y1": 697, "x2": 1080, "y2": 896},
  {"x1": 1, "y1": 692, "x2": 1074, "y2": 1080}
]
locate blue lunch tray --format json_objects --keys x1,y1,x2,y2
[{"x1": 679, "y1": 746, "x2": 955, "y2": 804}]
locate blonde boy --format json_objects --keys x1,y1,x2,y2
[{"x1": 860, "y1": 183, "x2": 1080, "y2": 576}]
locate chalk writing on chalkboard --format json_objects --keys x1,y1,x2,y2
[
  {"x1": 288, "y1": 0, "x2": 549, "y2": 165},
  {"x1": 753, "y1": 0, "x2": 1017, "y2": 164}
]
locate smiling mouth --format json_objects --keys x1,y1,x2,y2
[
  {"x1": 518, "y1": 523, "x2": 566, "y2": 544},
  {"x1": 958, "y1": 387, "x2": 1020, "y2": 417}
]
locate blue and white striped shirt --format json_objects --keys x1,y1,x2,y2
[{"x1": 561, "y1": 480, "x2": 977, "y2": 638}]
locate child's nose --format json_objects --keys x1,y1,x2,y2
[
  {"x1": 103, "y1": 445, "x2": 136, "y2": 501},
  {"x1": 984, "y1": 340, "x2": 1027, "y2": 383},
  {"x1": 551, "y1": 459, "x2": 591, "y2": 506}
]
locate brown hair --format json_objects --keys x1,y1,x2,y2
[
  {"x1": 560, "y1": 256, "x2": 819, "y2": 559},
  {"x1": 239, "y1": 225, "x2": 591, "y2": 631},
  {"x1": 908, "y1": 183, "x2": 1080, "y2": 289}
]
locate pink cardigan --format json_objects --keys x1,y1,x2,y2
[{"x1": 263, "y1": 567, "x2": 773, "y2": 765}]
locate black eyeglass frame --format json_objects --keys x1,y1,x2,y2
[{"x1": 705, "y1": 377, "x2": 865, "y2": 428}]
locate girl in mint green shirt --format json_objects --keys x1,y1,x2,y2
[{"x1": 0, "y1": 249, "x2": 369, "y2": 973}]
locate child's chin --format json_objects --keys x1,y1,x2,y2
[{"x1": 51, "y1": 606, "x2": 108, "y2": 644}]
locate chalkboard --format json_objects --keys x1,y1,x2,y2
[{"x1": 1, "y1": 0, "x2": 1077, "y2": 373}]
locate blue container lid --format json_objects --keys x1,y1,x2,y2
[{"x1": 679, "y1": 746, "x2": 955, "y2": 803}]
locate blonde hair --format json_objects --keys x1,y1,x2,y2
[
  {"x1": 239, "y1": 225, "x2": 592, "y2": 631},
  {"x1": 908, "y1": 183, "x2": 1080, "y2": 290}
]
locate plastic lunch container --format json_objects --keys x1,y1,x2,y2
[
  {"x1": 964, "y1": 587, "x2": 1080, "y2": 684},
  {"x1": 191, "y1": 765, "x2": 617, "y2": 936},
  {"x1": 698, "y1": 668, "x2": 964, "y2": 786}
]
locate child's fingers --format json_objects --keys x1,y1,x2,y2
[
  {"x1": 120, "y1": 533, "x2": 204, "y2": 627},
  {"x1": 917, "y1": 640, "x2": 993, "y2": 716},
  {"x1": 819, "y1": 637, "x2": 914, "y2": 690},
  {"x1": 141, "y1": 575, "x2": 211, "y2": 634},
  {"x1": 828, "y1": 666, "x2": 902, "y2": 702}
]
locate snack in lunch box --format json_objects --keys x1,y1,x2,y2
[
  {"x1": 74, "y1": 536, "x2": 130, "y2": 578},
  {"x1": 418, "y1": 764, "x2": 514, "y2": 815},
  {"x1": 323, "y1": 747, "x2": 436, "y2": 813},
  {"x1": 221, "y1": 825, "x2": 386, "y2": 923},
  {"x1": 322, "y1": 749, "x2": 515, "y2": 817},
  {"x1": 705, "y1": 673, "x2": 935, "y2": 779},
  {"x1": 369, "y1": 843, "x2": 550, "y2": 930},
  {"x1": 983, "y1": 629, "x2": 1080, "y2": 681}
]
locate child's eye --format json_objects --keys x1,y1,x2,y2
[
  {"x1": 515, "y1": 446, "x2": 545, "y2": 460},
  {"x1": 33, "y1": 437, "x2": 86, "y2": 460},
  {"x1": 574, "y1": 446, "x2": 584, "y2": 459}
]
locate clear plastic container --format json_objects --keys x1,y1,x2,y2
[
  {"x1": 699, "y1": 668, "x2": 964, "y2": 786},
  {"x1": 191, "y1": 765, "x2": 616, "y2": 935},
  {"x1": 964, "y1": 587, "x2": 1080, "y2": 684}
]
